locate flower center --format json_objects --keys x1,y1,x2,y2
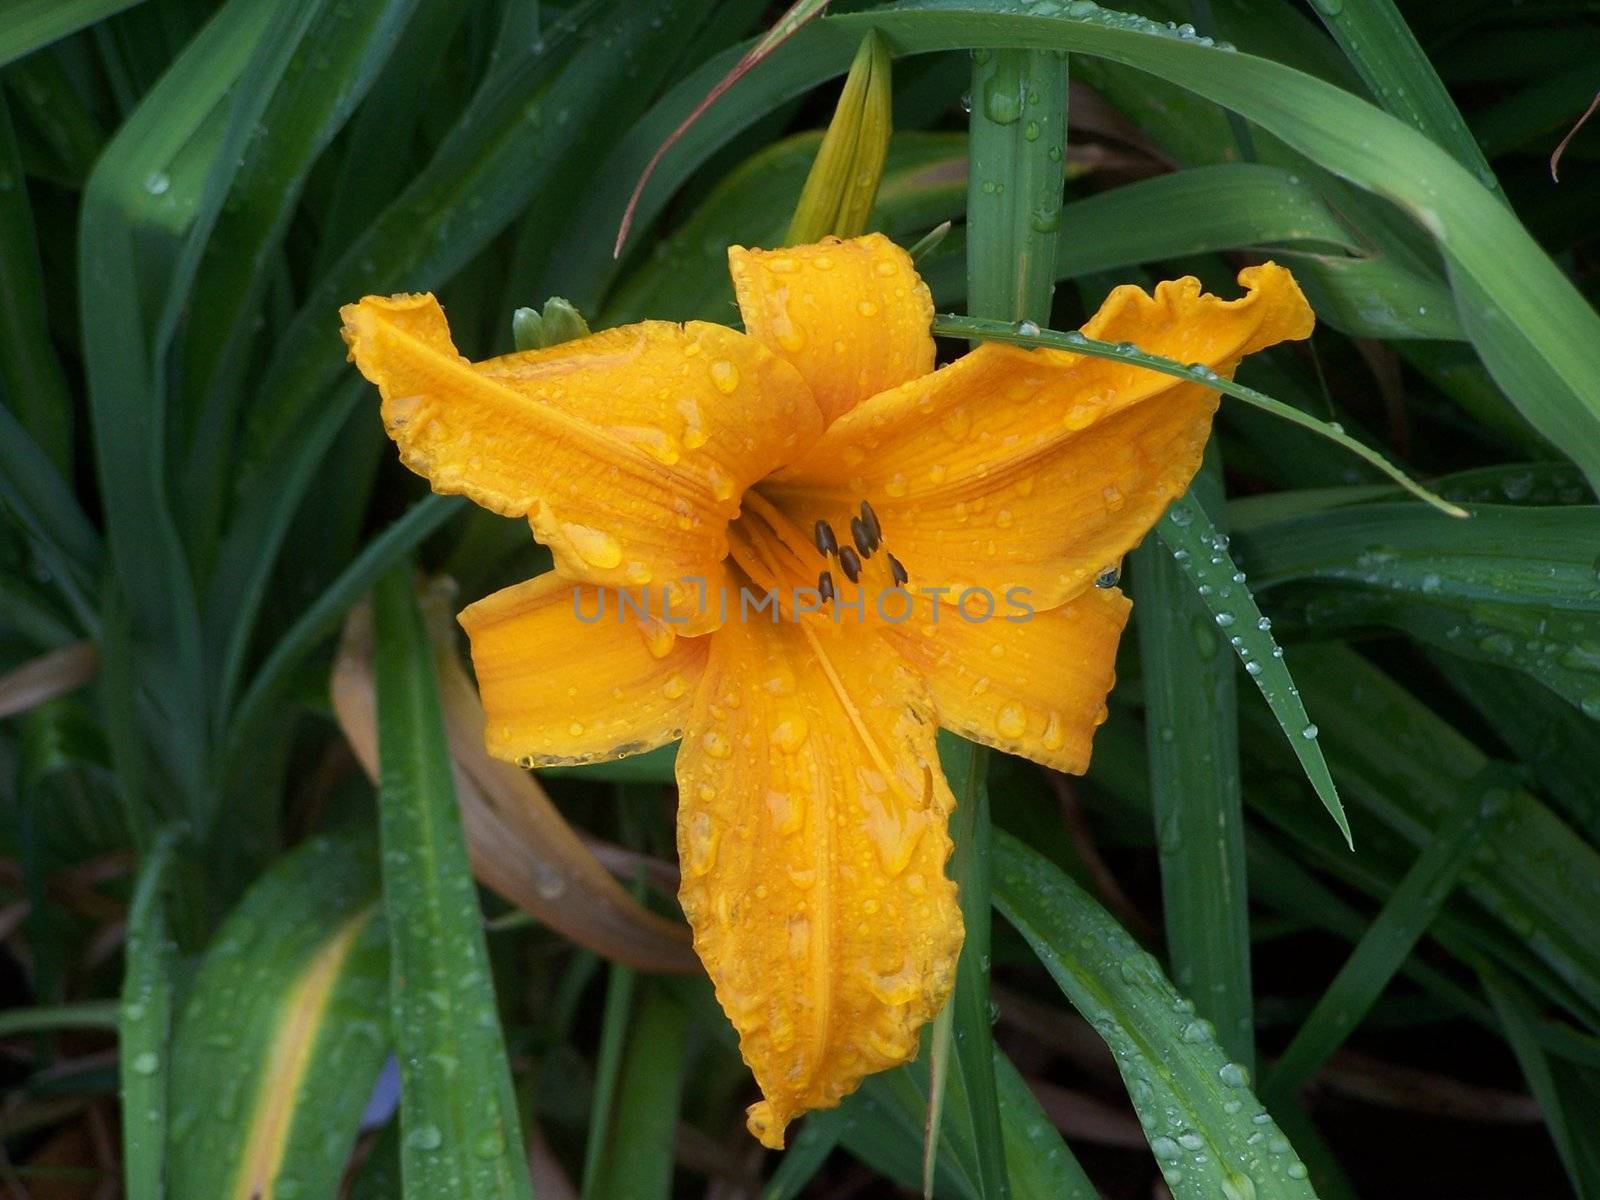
[{"x1": 726, "y1": 491, "x2": 910, "y2": 623}]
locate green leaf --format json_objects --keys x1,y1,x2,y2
[
  {"x1": 581, "y1": 3, "x2": 1600, "y2": 490},
  {"x1": 120, "y1": 828, "x2": 180, "y2": 1200},
  {"x1": 1248, "y1": 645, "x2": 1600, "y2": 1028},
  {"x1": 964, "y1": 47, "x2": 1066, "y2": 326},
  {"x1": 1132, "y1": 454, "x2": 1254, "y2": 1068},
  {"x1": 1262, "y1": 767, "x2": 1510, "y2": 1105},
  {"x1": 371, "y1": 566, "x2": 534, "y2": 1199},
  {"x1": 1485, "y1": 973, "x2": 1600, "y2": 1199},
  {"x1": 0, "y1": 0, "x2": 146, "y2": 69},
  {"x1": 0, "y1": 93, "x2": 73, "y2": 474},
  {"x1": 932, "y1": 313, "x2": 1463, "y2": 518},
  {"x1": 936, "y1": 735, "x2": 1008, "y2": 1199},
  {"x1": 603, "y1": 130, "x2": 966, "y2": 326},
  {"x1": 1234, "y1": 500, "x2": 1600, "y2": 714},
  {"x1": 581, "y1": 983, "x2": 689, "y2": 1200},
  {"x1": 168, "y1": 831, "x2": 389, "y2": 1200},
  {"x1": 1308, "y1": 0, "x2": 1499, "y2": 193},
  {"x1": 993, "y1": 831, "x2": 1319, "y2": 1200},
  {"x1": 1155, "y1": 493, "x2": 1349, "y2": 845},
  {"x1": 224, "y1": 494, "x2": 463, "y2": 768}
]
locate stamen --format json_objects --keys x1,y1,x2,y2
[
  {"x1": 838, "y1": 546, "x2": 862, "y2": 583},
  {"x1": 849, "y1": 516, "x2": 874, "y2": 558},
  {"x1": 887, "y1": 552, "x2": 908, "y2": 587},
  {"x1": 859, "y1": 500, "x2": 882, "y2": 549},
  {"x1": 814, "y1": 518, "x2": 838, "y2": 557},
  {"x1": 818, "y1": 570, "x2": 835, "y2": 602}
]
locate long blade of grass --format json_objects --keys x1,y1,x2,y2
[
  {"x1": 1308, "y1": 0, "x2": 1498, "y2": 193},
  {"x1": 992, "y1": 831, "x2": 1317, "y2": 1200},
  {"x1": 174, "y1": 0, "x2": 423, "y2": 569},
  {"x1": 1484, "y1": 973, "x2": 1600, "y2": 1198},
  {"x1": 371, "y1": 565, "x2": 534, "y2": 1199},
  {"x1": 1246, "y1": 645, "x2": 1600, "y2": 1026},
  {"x1": 120, "y1": 827, "x2": 179, "y2": 1200},
  {"x1": 0, "y1": 402, "x2": 101, "y2": 628},
  {"x1": 936, "y1": 735, "x2": 1008, "y2": 1198},
  {"x1": 572, "y1": 4, "x2": 1600, "y2": 491},
  {"x1": 1131, "y1": 452, "x2": 1254, "y2": 1069},
  {"x1": 1261, "y1": 767, "x2": 1511, "y2": 1106},
  {"x1": 0, "y1": 93, "x2": 73, "y2": 475},
  {"x1": 611, "y1": 0, "x2": 830, "y2": 255},
  {"x1": 0, "y1": 0, "x2": 146, "y2": 69},
  {"x1": 932, "y1": 313, "x2": 1463, "y2": 519},
  {"x1": 580, "y1": 982, "x2": 689, "y2": 1200},
  {"x1": 1155, "y1": 493, "x2": 1348, "y2": 844},
  {"x1": 168, "y1": 831, "x2": 390, "y2": 1200},
  {"x1": 224, "y1": 494, "x2": 462, "y2": 761}
]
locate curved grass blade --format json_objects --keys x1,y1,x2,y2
[
  {"x1": 168, "y1": 831, "x2": 389, "y2": 1200},
  {"x1": 604, "y1": 129, "x2": 965, "y2": 325},
  {"x1": 0, "y1": 0, "x2": 145, "y2": 69},
  {"x1": 121, "y1": 827, "x2": 179, "y2": 1200},
  {"x1": 993, "y1": 831, "x2": 1319, "y2": 1200},
  {"x1": 1247, "y1": 645, "x2": 1600, "y2": 1027},
  {"x1": 572, "y1": 3, "x2": 1600, "y2": 492},
  {"x1": 932, "y1": 313, "x2": 1464, "y2": 519},
  {"x1": 371, "y1": 566, "x2": 534, "y2": 1198},
  {"x1": 612, "y1": 0, "x2": 831, "y2": 255},
  {"x1": 1261, "y1": 767, "x2": 1512, "y2": 1106},
  {"x1": 1309, "y1": 0, "x2": 1498, "y2": 194},
  {"x1": 0, "y1": 94, "x2": 73, "y2": 475},
  {"x1": 224, "y1": 494, "x2": 462, "y2": 762}
]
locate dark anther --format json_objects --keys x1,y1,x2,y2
[
  {"x1": 887, "y1": 553, "x2": 909, "y2": 587},
  {"x1": 818, "y1": 570, "x2": 836, "y2": 602},
  {"x1": 850, "y1": 516, "x2": 874, "y2": 558},
  {"x1": 858, "y1": 500, "x2": 882, "y2": 550},
  {"x1": 838, "y1": 546, "x2": 862, "y2": 583},
  {"x1": 814, "y1": 519, "x2": 838, "y2": 557}
]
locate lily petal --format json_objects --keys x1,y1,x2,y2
[
  {"x1": 767, "y1": 264, "x2": 1312, "y2": 610},
  {"x1": 459, "y1": 572, "x2": 707, "y2": 765},
  {"x1": 341, "y1": 295, "x2": 819, "y2": 610},
  {"x1": 884, "y1": 587, "x2": 1130, "y2": 774},
  {"x1": 676, "y1": 614, "x2": 961, "y2": 1150},
  {"x1": 729, "y1": 233, "x2": 934, "y2": 424}
]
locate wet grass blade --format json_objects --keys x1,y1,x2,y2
[
  {"x1": 578, "y1": 3, "x2": 1600, "y2": 490},
  {"x1": 168, "y1": 831, "x2": 389, "y2": 1200},
  {"x1": 120, "y1": 827, "x2": 179, "y2": 1200},
  {"x1": 1131, "y1": 454, "x2": 1254, "y2": 1070},
  {"x1": 933, "y1": 314, "x2": 1463, "y2": 519},
  {"x1": 937, "y1": 735, "x2": 1009, "y2": 1199},
  {"x1": 580, "y1": 982, "x2": 689, "y2": 1200},
  {"x1": 1309, "y1": 0, "x2": 1498, "y2": 193},
  {"x1": 1153, "y1": 493, "x2": 1349, "y2": 846},
  {"x1": 993, "y1": 831, "x2": 1317, "y2": 1200},
  {"x1": 1261, "y1": 768, "x2": 1511, "y2": 1106},
  {"x1": 964, "y1": 47, "x2": 1066, "y2": 325},
  {"x1": 371, "y1": 566, "x2": 534, "y2": 1199}
]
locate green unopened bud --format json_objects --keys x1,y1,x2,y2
[
  {"x1": 786, "y1": 31, "x2": 891, "y2": 245},
  {"x1": 511, "y1": 297, "x2": 591, "y2": 352}
]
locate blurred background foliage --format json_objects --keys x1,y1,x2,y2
[{"x1": 2, "y1": 0, "x2": 1599, "y2": 1196}]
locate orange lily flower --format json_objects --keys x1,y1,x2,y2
[{"x1": 340, "y1": 233, "x2": 1313, "y2": 1149}]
